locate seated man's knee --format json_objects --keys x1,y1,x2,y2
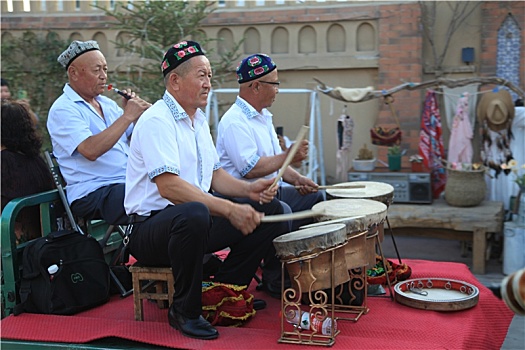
[
  {"x1": 170, "y1": 202, "x2": 211, "y2": 235},
  {"x1": 267, "y1": 198, "x2": 285, "y2": 215}
]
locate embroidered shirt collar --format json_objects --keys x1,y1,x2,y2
[
  {"x1": 235, "y1": 96, "x2": 261, "y2": 119},
  {"x1": 163, "y1": 91, "x2": 190, "y2": 121},
  {"x1": 163, "y1": 91, "x2": 208, "y2": 129}
]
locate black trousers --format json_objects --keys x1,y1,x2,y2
[
  {"x1": 70, "y1": 183, "x2": 129, "y2": 226},
  {"x1": 128, "y1": 197, "x2": 287, "y2": 319}
]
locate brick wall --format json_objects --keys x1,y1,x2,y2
[
  {"x1": 373, "y1": 1, "x2": 525, "y2": 169},
  {"x1": 376, "y1": 3, "x2": 423, "y2": 167}
]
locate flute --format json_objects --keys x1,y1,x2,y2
[{"x1": 105, "y1": 84, "x2": 131, "y2": 100}]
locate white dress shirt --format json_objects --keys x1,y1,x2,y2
[
  {"x1": 125, "y1": 91, "x2": 220, "y2": 216},
  {"x1": 216, "y1": 96, "x2": 282, "y2": 181}
]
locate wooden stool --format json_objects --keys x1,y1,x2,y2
[{"x1": 129, "y1": 265, "x2": 175, "y2": 321}]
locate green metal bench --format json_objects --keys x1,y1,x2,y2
[
  {"x1": 1, "y1": 190, "x2": 61, "y2": 318},
  {"x1": 0, "y1": 189, "x2": 126, "y2": 318}
]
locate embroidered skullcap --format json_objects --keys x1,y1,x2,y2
[
  {"x1": 57, "y1": 40, "x2": 100, "y2": 69},
  {"x1": 161, "y1": 41, "x2": 205, "y2": 77},
  {"x1": 236, "y1": 54, "x2": 276, "y2": 84}
]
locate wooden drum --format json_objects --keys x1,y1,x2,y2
[
  {"x1": 327, "y1": 182, "x2": 393, "y2": 243},
  {"x1": 312, "y1": 199, "x2": 388, "y2": 269},
  {"x1": 327, "y1": 181, "x2": 394, "y2": 207},
  {"x1": 300, "y1": 216, "x2": 369, "y2": 271},
  {"x1": 273, "y1": 223, "x2": 349, "y2": 292}
]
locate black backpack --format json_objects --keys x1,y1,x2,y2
[{"x1": 14, "y1": 230, "x2": 110, "y2": 315}]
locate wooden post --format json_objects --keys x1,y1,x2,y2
[{"x1": 472, "y1": 226, "x2": 486, "y2": 274}]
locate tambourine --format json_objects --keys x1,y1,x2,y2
[{"x1": 394, "y1": 278, "x2": 479, "y2": 311}]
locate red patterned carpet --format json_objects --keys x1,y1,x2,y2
[{"x1": 0, "y1": 259, "x2": 514, "y2": 349}]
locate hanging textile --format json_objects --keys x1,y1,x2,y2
[
  {"x1": 447, "y1": 93, "x2": 473, "y2": 164},
  {"x1": 442, "y1": 84, "x2": 479, "y2": 133},
  {"x1": 370, "y1": 95, "x2": 402, "y2": 146},
  {"x1": 335, "y1": 111, "x2": 354, "y2": 182},
  {"x1": 419, "y1": 90, "x2": 446, "y2": 198}
]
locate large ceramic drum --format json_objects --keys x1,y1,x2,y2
[
  {"x1": 312, "y1": 199, "x2": 388, "y2": 268},
  {"x1": 273, "y1": 223, "x2": 349, "y2": 292},
  {"x1": 300, "y1": 216, "x2": 369, "y2": 270},
  {"x1": 327, "y1": 181, "x2": 395, "y2": 207}
]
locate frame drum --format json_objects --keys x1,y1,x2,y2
[
  {"x1": 300, "y1": 216, "x2": 369, "y2": 271},
  {"x1": 273, "y1": 223, "x2": 349, "y2": 292},
  {"x1": 326, "y1": 181, "x2": 394, "y2": 207},
  {"x1": 312, "y1": 199, "x2": 387, "y2": 268}
]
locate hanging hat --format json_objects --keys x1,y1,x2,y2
[
  {"x1": 476, "y1": 89, "x2": 515, "y2": 131},
  {"x1": 161, "y1": 40, "x2": 205, "y2": 77},
  {"x1": 57, "y1": 40, "x2": 100, "y2": 69},
  {"x1": 236, "y1": 54, "x2": 276, "y2": 84}
]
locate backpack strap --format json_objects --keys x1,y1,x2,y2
[
  {"x1": 13, "y1": 237, "x2": 45, "y2": 316},
  {"x1": 13, "y1": 280, "x2": 31, "y2": 315},
  {"x1": 116, "y1": 224, "x2": 132, "y2": 265}
]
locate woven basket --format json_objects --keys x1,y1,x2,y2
[{"x1": 444, "y1": 168, "x2": 486, "y2": 207}]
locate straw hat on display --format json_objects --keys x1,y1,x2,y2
[{"x1": 477, "y1": 89, "x2": 515, "y2": 131}]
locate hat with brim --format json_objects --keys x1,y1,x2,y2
[{"x1": 477, "y1": 89, "x2": 514, "y2": 131}]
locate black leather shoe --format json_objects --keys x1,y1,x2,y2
[
  {"x1": 168, "y1": 305, "x2": 219, "y2": 340},
  {"x1": 253, "y1": 298, "x2": 267, "y2": 310}
]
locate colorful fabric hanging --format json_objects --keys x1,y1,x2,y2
[
  {"x1": 447, "y1": 93, "x2": 473, "y2": 164},
  {"x1": 419, "y1": 90, "x2": 446, "y2": 198}
]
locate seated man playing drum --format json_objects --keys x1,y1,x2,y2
[
  {"x1": 216, "y1": 53, "x2": 326, "y2": 297},
  {"x1": 124, "y1": 41, "x2": 289, "y2": 340}
]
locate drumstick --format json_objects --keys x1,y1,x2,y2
[
  {"x1": 260, "y1": 209, "x2": 323, "y2": 223},
  {"x1": 269, "y1": 125, "x2": 309, "y2": 190},
  {"x1": 294, "y1": 184, "x2": 366, "y2": 190}
]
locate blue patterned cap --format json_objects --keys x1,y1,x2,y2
[{"x1": 236, "y1": 54, "x2": 276, "y2": 84}]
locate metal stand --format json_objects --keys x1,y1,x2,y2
[
  {"x1": 329, "y1": 224, "x2": 394, "y2": 325},
  {"x1": 386, "y1": 216, "x2": 403, "y2": 264},
  {"x1": 329, "y1": 230, "x2": 370, "y2": 321},
  {"x1": 330, "y1": 265, "x2": 369, "y2": 322},
  {"x1": 278, "y1": 243, "x2": 347, "y2": 346},
  {"x1": 367, "y1": 223, "x2": 394, "y2": 301}
]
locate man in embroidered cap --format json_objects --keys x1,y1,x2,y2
[
  {"x1": 124, "y1": 41, "x2": 288, "y2": 340},
  {"x1": 47, "y1": 40, "x2": 151, "y2": 226},
  {"x1": 216, "y1": 54, "x2": 325, "y2": 298}
]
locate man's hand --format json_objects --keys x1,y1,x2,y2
[
  {"x1": 294, "y1": 175, "x2": 319, "y2": 195},
  {"x1": 121, "y1": 89, "x2": 152, "y2": 123},
  {"x1": 277, "y1": 135, "x2": 287, "y2": 151},
  {"x1": 248, "y1": 177, "x2": 278, "y2": 203},
  {"x1": 287, "y1": 139, "x2": 309, "y2": 164},
  {"x1": 227, "y1": 203, "x2": 263, "y2": 235}
]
